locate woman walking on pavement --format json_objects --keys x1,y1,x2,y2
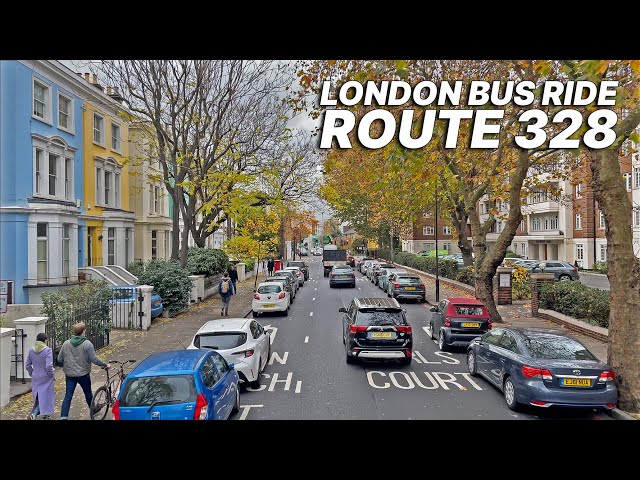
[
  {"x1": 25, "y1": 332, "x2": 55, "y2": 420},
  {"x1": 219, "y1": 271, "x2": 235, "y2": 316}
]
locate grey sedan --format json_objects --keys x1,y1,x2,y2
[{"x1": 467, "y1": 328, "x2": 617, "y2": 412}]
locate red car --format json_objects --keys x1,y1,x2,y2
[{"x1": 426, "y1": 297, "x2": 492, "y2": 351}]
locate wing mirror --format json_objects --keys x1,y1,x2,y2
[
  {"x1": 429, "y1": 306, "x2": 437, "y2": 312},
  {"x1": 338, "y1": 307, "x2": 347, "y2": 313},
  {"x1": 227, "y1": 362, "x2": 235, "y2": 370}
]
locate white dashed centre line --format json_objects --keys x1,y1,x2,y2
[
  {"x1": 305, "y1": 336, "x2": 309, "y2": 343},
  {"x1": 315, "y1": 288, "x2": 317, "y2": 291},
  {"x1": 312, "y1": 297, "x2": 316, "y2": 301},
  {"x1": 310, "y1": 312, "x2": 313, "y2": 317}
]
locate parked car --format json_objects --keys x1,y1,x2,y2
[
  {"x1": 361, "y1": 260, "x2": 378, "y2": 277},
  {"x1": 273, "y1": 270, "x2": 299, "y2": 293},
  {"x1": 426, "y1": 297, "x2": 491, "y2": 351},
  {"x1": 366, "y1": 261, "x2": 382, "y2": 280},
  {"x1": 340, "y1": 297, "x2": 412, "y2": 365},
  {"x1": 378, "y1": 268, "x2": 407, "y2": 291},
  {"x1": 188, "y1": 318, "x2": 270, "y2": 388},
  {"x1": 467, "y1": 328, "x2": 617, "y2": 412},
  {"x1": 252, "y1": 282, "x2": 289, "y2": 316},
  {"x1": 386, "y1": 274, "x2": 426, "y2": 302},
  {"x1": 113, "y1": 349, "x2": 239, "y2": 420},
  {"x1": 371, "y1": 263, "x2": 395, "y2": 285},
  {"x1": 527, "y1": 261, "x2": 580, "y2": 281},
  {"x1": 287, "y1": 261, "x2": 309, "y2": 280},
  {"x1": 264, "y1": 276, "x2": 295, "y2": 302},
  {"x1": 111, "y1": 286, "x2": 164, "y2": 319},
  {"x1": 283, "y1": 266, "x2": 305, "y2": 287},
  {"x1": 358, "y1": 257, "x2": 374, "y2": 273},
  {"x1": 329, "y1": 265, "x2": 356, "y2": 288}
]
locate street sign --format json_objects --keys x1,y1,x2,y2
[{"x1": 0, "y1": 280, "x2": 8, "y2": 314}]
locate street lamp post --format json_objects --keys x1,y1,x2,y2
[{"x1": 435, "y1": 179, "x2": 440, "y2": 302}]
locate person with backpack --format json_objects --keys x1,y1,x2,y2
[{"x1": 219, "y1": 272, "x2": 235, "y2": 316}]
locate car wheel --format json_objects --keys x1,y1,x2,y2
[
  {"x1": 346, "y1": 352, "x2": 356, "y2": 364},
  {"x1": 231, "y1": 387, "x2": 240, "y2": 415},
  {"x1": 249, "y1": 378, "x2": 261, "y2": 389},
  {"x1": 329, "y1": 283, "x2": 333, "y2": 288},
  {"x1": 400, "y1": 356, "x2": 412, "y2": 366},
  {"x1": 438, "y1": 331, "x2": 449, "y2": 352},
  {"x1": 252, "y1": 310, "x2": 258, "y2": 318},
  {"x1": 467, "y1": 350, "x2": 478, "y2": 376},
  {"x1": 504, "y1": 377, "x2": 520, "y2": 411},
  {"x1": 421, "y1": 296, "x2": 426, "y2": 303},
  {"x1": 559, "y1": 274, "x2": 571, "y2": 281}
]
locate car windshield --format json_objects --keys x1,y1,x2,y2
[
  {"x1": 334, "y1": 268, "x2": 352, "y2": 273},
  {"x1": 524, "y1": 335, "x2": 597, "y2": 360},
  {"x1": 258, "y1": 285, "x2": 281, "y2": 294},
  {"x1": 356, "y1": 310, "x2": 405, "y2": 326},
  {"x1": 266, "y1": 278, "x2": 287, "y2": 285},
  {"x1": 195, "y1": 332, "x2": 247, "y2": 350},
  {"x1": 112, "y1": 289, "x2": 134, "y2": 300},
  {"x1": 288, "y1": 262, "x2": 305, "y2": 268},
  {"x1": 454, "y1": 306, "x2": 485, "y2": 316},
  {"x1": 273, "y1": 271, "x2": 292, "y2": 278},
  {"x1": 120, "y1": 374, "x2": 197, "y2": 407},
  {"x1": 397, "y1": 277, "x2": 420, "y2": 284}
]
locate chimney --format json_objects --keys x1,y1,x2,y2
[
  {"x1": 93, "y1": 74, "x2": 98, "y2": 84},
  {"x1": 84, "y1": 72, "x2": 90, "y2": 81},
  {"x1": 107, "y1": 86, "x2": 124, "y2": 104},
  {"x1": 87, "y1": 73, "x2": 104, "y2": 92}
]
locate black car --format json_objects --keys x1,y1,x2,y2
[
  {"x1": 287, "y1": 261, "x2": 309, "y2": 281},
  {"x1": 329, "y1": 265, "x2": 356, "y2": 288},
  {"x1": 340, "y1": 298, "x2": 412, "y2": 365}
]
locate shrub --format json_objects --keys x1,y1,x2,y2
[
  {"x1": 128, "y1": 261, "x2": 145, "y2": 278},
  {"x1": 136, "y1": 260, "x2": 192, "y2": 314},
  {"x1": 511, "y1": 264, "x2": 531, "y2": 300},
  {"x1": 539, "y1": 281, "x2": 610, "y2": 327},
  {"x1": 593, "y1": 261, "x2": 608, "y2": 274},
  {"x1": 505, "y1": 249, "x2": 521, "y2": 258},
  {"x1": 392, "y1": 251, "x2": 458, "y2": 279},
  {"x1": 186, "y1": 247, "x2": 228, "y2": 276},
  {"x1": 455, "y1": 266, "x2": 475, "y2": 286},
  {"x1": 243, "y1": 258, "x2": 256, "y2": 273}
]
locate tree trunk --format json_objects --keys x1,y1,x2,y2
[
  {"x1": 450, "y1": 205, "x2": 473, "y2": 266},
  {"x1": 180, "y1": 224, "x2": 190, "y2": 267},
  {"x1": 278, "y1": 216, "x2": 286, "y2": 258},
  {"x1": 171, "y1": 192, "x2": 181, "y2": 261},
  {"x1": 589, "y1": 147, "x2": 640, "y2": 412}
]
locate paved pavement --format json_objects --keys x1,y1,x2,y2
[{"x1": 579, "y1": 272, "x2": 610, "y2": 290}]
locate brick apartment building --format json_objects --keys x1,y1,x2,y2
[{"x1": 400, "y1": 211, "x2": 468, "y2": 254}]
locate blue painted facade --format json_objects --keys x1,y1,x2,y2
[{"x1": 0, "y1": 61, "x2": 84, "y2": 304}]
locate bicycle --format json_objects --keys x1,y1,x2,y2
[{"x1": 90, "y1": 359, "x2": 136, "y2": 420}]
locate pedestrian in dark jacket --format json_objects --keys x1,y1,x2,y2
[
  {"x1": 25, "y1": 332, "x2": 55, "y2": 420},
  {"x1": 57, "y1": 323, "x2": 110, "y2": 420},
  {"x1": 228, "y1": 265, "x2": 238, "y2": 293},
  {"x1": 219, "y1": 272, "x2": 235, "y2": 316},
  {"x1": 267, "y1": 259, "x2": 275, "y2": 276}
]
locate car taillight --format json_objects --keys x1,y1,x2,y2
[
  {"x1": 541, "y1": 369, "x2": 553, "y2": 380},
  {"x1": 572, "y1": 268, "x2": 577, "y2": 273},
  {"x1": 522, "y1": 365, "x2": 544, "y2": 378},
  {"x1": 194, "y1": 393, "x2": 208, "y2": 420},
  {"x1": 419, "y1": 284, "x2": 425, "y2": 290},
  {"x1": 112, "y1": 400, "x2": 120, "y2": 420},
  {"x1": 254, "y1": 293, "x2": 260, "y2": 300},
  {"x1": 397, "y1": 325, "x2": 412, "y2": 333},
  {"x1": 530, "y1": 400, "x2": 549, "y2": 406},
  {"x1": 278, "y1": 292, "x2": 286, "y2": 299},
  {"x1": 443, "y1": 317, "x2": 451, "y2": 327},
  {"x1": 349, "y1": 325, "x2": 367, "y2": 333},
  {"x1": 394, "y1": 283, "x2": 400, "y2": 288},
  {"x1": 487, "y1": 321, "x2": 493, "y2": 330},
  {"x1": 405, "y1": 349, "x2": 412, "y2": 357},
  {"x1": 599, "y1": 371, "x2": 615, "y2": 382},
  {"x1": 331, "y1": 273, "x2": 337, "y2": 277},
  {"x1": 233, "y1": 349, "x2": 254, "y2": 358}
]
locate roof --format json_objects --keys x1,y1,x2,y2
[
  {"x1": 132, "y1": 350, "x2": 209, "y2": 376},
  {"x1": 447, "y1": 297, "x2": 484, "y2": 305},
  {"x1": 354, "y1": 298, "x2": 402, "y2": 309},
  {"x1": 507, "y1": 327, "x2": 572, "y2": 339},
  {"x1": 198, "y1": 318, "x2": 249, "y2": 333}
]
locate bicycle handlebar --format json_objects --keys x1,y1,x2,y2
[{"x1": 108, "y1": 359, "x2": 136, "y2": 364}]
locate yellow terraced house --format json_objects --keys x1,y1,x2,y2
[{"x1": 81, "y1": 74, "x2": 135, "y2": 268}]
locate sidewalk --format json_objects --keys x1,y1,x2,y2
[
  {"x1": 0, "y1": 271, "x2": 267, "y2": 420},
  {"x1": 410, "y1": 269, "x2": 608, "y2": 362}
]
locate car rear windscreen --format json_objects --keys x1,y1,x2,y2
[
  {"x1": 454, "y1": 306, "x2": 485, "y2": 316},
  {"x1": 356, "y1": 310, "x2": 405, "y2": 326},
  {"x1": 258, "y1": 285, "x2": 281, "y2": 294},
  {"x1": 397, "y1": 276, "x2": 420, "y2": 283},
  {"x1": 112, "y1": 289, "x2": 133, "y2": 300},
  {"x1": 288, "y1": 262, "x2": 305, "y2": 267},
  {"x1": 524, "y1": 336, "x2": 596, "y2": 360},
  {"x1": 120, "y1": 374, "x2": 197, "y2": 407},
  {"x1": 195, "y1": 332, "x2": 247, "y2": 349},
  {"x1": 334, "y1": 268, "x2": 352, "y2": 273}
]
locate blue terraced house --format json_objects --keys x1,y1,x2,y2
[{"x1": 0, "y1": 60, "x2": 88, "y2": 304}]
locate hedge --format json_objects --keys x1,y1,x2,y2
[
  {"x1": 186, "y1": 247, "x2": 228, "y2": 276},
  {"x1": 539, "y1": 281, "x2": 610, "y2": 328},
  {"x1": 377, "y1": 249, "x2": 463, "y2": 284},
  {"x1": 136, "y1": 260, "x2": 192, "y2": 314},
  {"x1": 593, "y1": 261, "x2": 608, "y2": 275}
]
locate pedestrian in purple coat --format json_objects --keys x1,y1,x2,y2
[{"x1": 25, "y1": 332, "x2": 55, "y2": 419}]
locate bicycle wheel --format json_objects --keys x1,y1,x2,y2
[{"x1": 90, "y1": 386, "x2": 110, "y2": 420}]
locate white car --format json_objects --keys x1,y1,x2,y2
[
  {"x1": 283, "y1": 266, "x2": 305, "y2": 287},
  {"x1": 274, "y1": 269, "x2": 300, "y2": 291},
  {"x1": 252, "y1": 282, "x2": 290, "y2": 316},
  {"x1": 188, "y1": 318, "x2": 270, "y2": 388}
]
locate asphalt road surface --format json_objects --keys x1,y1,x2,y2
[{"x1": 238, "y1": 257, "x2": 610, "y2": 420}]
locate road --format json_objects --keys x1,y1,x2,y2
[
  {"x1": 238, "y1": 256, "x2": 610, "y2": 420},
  {"x1": 579, "y1": 272, "x2": 610, "y2": 290}
]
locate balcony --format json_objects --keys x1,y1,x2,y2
[
  {"x1": 528, "y1": 229, "x2": 565, "y2": 240},
  {"x1": 524, "y1": 201, "x2": 560, "y2": 214}
]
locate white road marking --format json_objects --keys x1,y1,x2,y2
[
  {"x1": 268, "y1": 372, "x2": 293, "y2": 391},
  {"x1": 239, "y1": 404, "x2": 263, "y2": 420},
  {"x1": 263, "y1": 325, "x2": 278, "y2": 345},
  {"x1": 304, "y1": 336, "x2": 309, "y2": 343},
  {"x1": 268, "y1": 351, "x2": 289, "y2": 365},
  {"x1": 315, "y1": 288, "x2": 317, "y2": 291},
  {"x1": 313, "y1": 298, "x2": 315, "y2": 301},
  {"x1": 295, "y1": 380, "x2": 302, "y2": 393},
  {"x1": 310, "y1": 312, "x2": 313, "y2": 317}
]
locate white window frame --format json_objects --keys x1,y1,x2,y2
[
  {"x1": 532, "y1": 217, "x2": 541, "y2": 231},
  {"x1": 624, "y1": 173, "x2": 632, "y2": 192},
  {"x1": 62, "y1": 223, "x2": 70, "y2": 277},
  {"x1": 93, "y1": 113, "x2": 105, "y2": 146},
  {"x1": 32, "y1": 77, "x2": 52, "y2": 124},
  {"x1": 599, "y1": 211, "x2": 605, "y2": 230},
  {"x1": 423, "y1": 226, "x2": 434, "y2": 235},
  {"x1": 32, "y1": 136, "x2": 75, "y2": 200},
  {"x1": 576, "y1": 244, "x2": 584, "y2": 262},
  {"x1": 154, "y1": 186, "x2": 160, "y2": 214},
  {"x1": 634, "y1": 167, "x2": 640, "y2": 189},
  {"x1": 111, "y1": 122, "x2": 122, "y2": 153},
  {"x1": 34, "y1": 148, "x2": 44, "y2": 195},
  {"x1": 125, "y1": 228, "x2": 131, "y2": 267},
  {"x1": 64, "y1": 157, "x2": 74, "y2": 200},
  {"x1": 576, "y1": 184, "x2": 583, "y2": 199},
  {"x1": 443, "y1": 242, "x2": 452, "y2": 252},
  {"x1": 151, "y1": 230, "x2": 158, "y2": 260},
  {"x1": 543, "y1": 217, "x2": 549, "y2": 230},
  {"x1": 164, "y1": 231, "x2": 170, "y2": 258},
  {"x1": 37, "y1": 223, "x2": 48, "y2": 282},
  {"x1": 96, "y1": 167, "x2": 103, "y2": 205},
  {"x1": 104, "y1": 171, "x2": 112, "y2": 206},
  {"x1": 600, "y1": 244, "x2": 607, "y2": 262},
  {"x1": 519, "y1": 220, "x2": 525, "y2": 231},
  {"x1": 443, "y1": 226, "x2": 452, "y2": 235},
  {"x1": 107, "y1": 227, "x2": 116, "y2": 265},
  {"x1": 550, "y1": 215, "x2": 558, "y2": 230},
  {"x1": 94, "y1": 157, "x2": 122, "y2": 208},
  {"x1": 57, "y1": 92, "x2": 74, "y2": 133},
  {"x1": 634, "y1": 209, "x2": 640, "y2": 227},
  {"x1": 575, "y1": 213, "x2": 583, "y2": 230}
]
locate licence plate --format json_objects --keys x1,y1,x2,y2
[
  {"x1": 562, "y1": 378, "x2": 592, "y2": 387},
  {"x1": 340, "y1": 275, "x2": 348, "y2": 278},
  {"x1": 461, "y1": 322, "x2": 480, "y2": 328},
  {"x1": 153, "y1": 301, "x2": 161, "y2": 306},
  {"x1": 262, "y1": 304, "x2": 276, "y2": 308},
  {"x1": 405, "y1": 287, "x2": 416, "y2": 290},
  {"x1": 371, "y1": 332, "x2": 393, "y2": 338}
]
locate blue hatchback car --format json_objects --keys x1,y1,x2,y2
[
  {"x1": 467, "y1": 328, "x2": 617, "y2": 413},
  {"x1": 114, "y1": 349, "x2": 240, "y2": 420},
  {"x1": 111, "y1": 286, "x2": 164, "y2": 318}
]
